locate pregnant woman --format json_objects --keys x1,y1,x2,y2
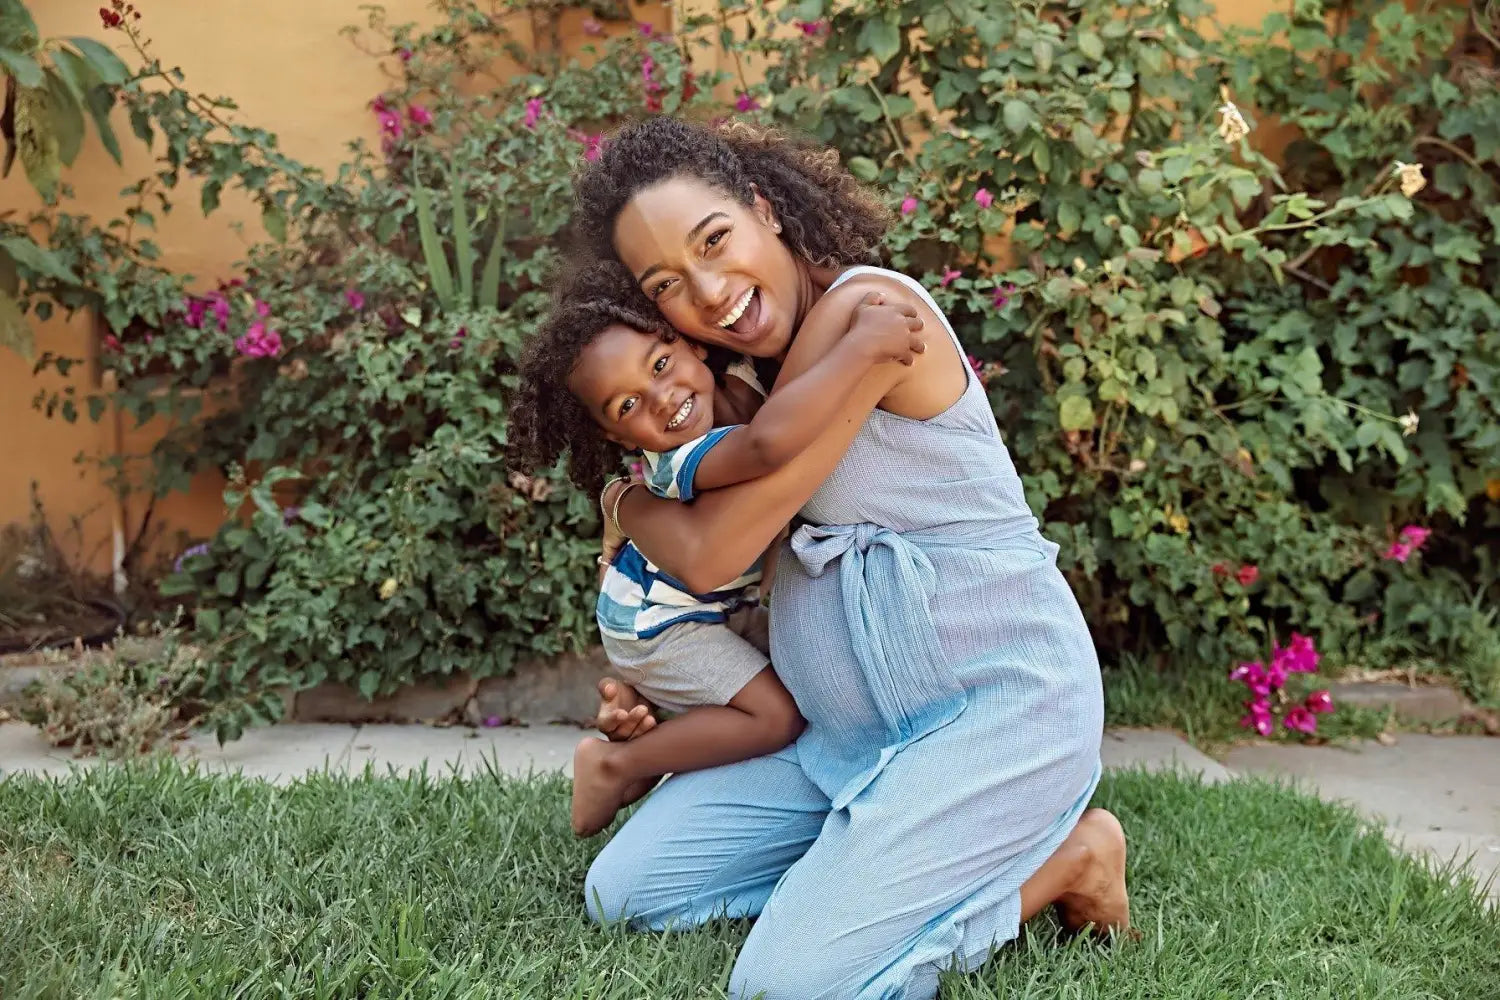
[{"x1": 571, "y1": 117, "x2": 1129, "y2": 999}]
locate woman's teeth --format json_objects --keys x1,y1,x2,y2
[
  {"x1": 666, "y1": 395, "x2": 694, "y2": 430},
  {"x1": 717, "y1": 288, "x2": 757, "y2": 328}
]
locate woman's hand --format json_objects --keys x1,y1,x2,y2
[{"x1": 595, "y1": 677, "x2": 658, "y2": 741}]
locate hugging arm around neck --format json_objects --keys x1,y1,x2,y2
[{"x1": 613, "y1": 279, "x2": 908, "y2": 593}]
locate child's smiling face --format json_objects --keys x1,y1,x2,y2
[{"x1": 567, "y1": 323, "x2": 718, "y2": 453}]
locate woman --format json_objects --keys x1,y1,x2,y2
[{"x1": 571, "y1": 117, "x2": 1128, "y2": 999}]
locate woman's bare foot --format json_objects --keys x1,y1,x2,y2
[
  {"x1": 1054, "y1": 808, "x2": 1132, "y2": 939},
  {"x1": 570, "y1": 738, "x2": 657, "y2": 837}
]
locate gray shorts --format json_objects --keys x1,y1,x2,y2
[{"x1": 600, "y1": 605, "x2": 771, "y2": 715}]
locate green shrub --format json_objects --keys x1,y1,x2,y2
[{"x1": 8, "y1": 0, "x2": 1497, "y2": 738}]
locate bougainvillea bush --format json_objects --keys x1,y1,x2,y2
[{"x1": 5, "y1": 0, "x2": 1496, "y2": 739}]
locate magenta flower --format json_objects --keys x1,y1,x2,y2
[
  {"x1": 582, "y1": 17, "x2": 603, "y2": 36},
  {"x1": 103, "y1": 334, "x2": 122, "y2": 353},
  {"x1": 345, "y1": 289, "x2": 366, "y2": 311},
  {"x1": 967, "y1": 354, "x2": 983, "y2": 376},
  {"x1": 992, "y1": 283, "x2": 1015, "y2": 309},
  {"x1": 1400, "y1": 525, "x2": 1431, "y2": 548},
  {"x1": 736, "y1": 92, "x2": 761, "y2": 112},
  {"x1": 940, "y1": 269, "x2": 962, "y2": 288},
  {"x1": 1230, "y1": 660, "x2": 1272, "y2": 698},
  {"x1": 629, "y1": 460, "x2": 644, "y2": 479},
  {"x1": 797, "y1": 20, "x2": 827, "y2": 36},
  {"x1": 377, "y1": 109, "x2": 403, "y2": 138},
  {"x1": 641, "y1": 55, "x2": 656, "y2": 84},
  {"x1": 638, "y1": 22, "x2": 653, "y2": 36},
  {"x1": 408, "y1": 104, "x2": 433, "y2": 128},
  {"x1": 1305, "y1": 689, "x2": 1334, "y2": 715},
  {"x1": 254, "y1": 299, "x2": 271, "y2": 318},
  {"x1": 974, "y1": 188, "x2": 994, "y2": 208},
  {"x1": 398, "y1": 48, "x2": 413, "y2": 63},
  {"x1": 1383, "y1": 540, "x2": 1413, "y2": 562},
  {"x1": 900, "y1": 195, "x2": 919, "y2": 215},
  {"x1": 1240, "y1": 698, "x2": 1274, "y2": 736},
  {"x1": 1284, "y1": 706, "x2": 1318, "y2": 735},
  {"x1": 210, "y1": 293, "x2": 231, "y2": 332},
  {"x1": 183, "y1": 296, "x2": 209, "y2": 329},
  {"x1": 449, "y1": 326, "x2": 468, "y2": 350},
  {"x1": 234, "y1": 321, "x2": 283, "y2": 359},
  {"x1": 524, "y1": 97, "x2": 543, "y2": 130},
  {"x1": 1273, "y1": 632, "x2": 1320, "y2": 675},
  {"x1": 1236, "y1": 564, "x2": 1259, "y2": 586}
]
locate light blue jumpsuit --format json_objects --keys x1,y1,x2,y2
[{"x1": 585, "y1": 266, "x2": 1105, "y2": 999}]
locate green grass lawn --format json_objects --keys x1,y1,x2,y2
[{"x1": 2, "y1": 764, "x2": 1496, "y2": 999}]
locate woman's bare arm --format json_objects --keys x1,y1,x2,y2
[{"x1": 612, "y1": 276, "x2": 941, "y2": 592}]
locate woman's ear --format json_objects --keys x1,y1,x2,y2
[{"x1": 749, "y1": 185, "x2": 782, "y2": 234}]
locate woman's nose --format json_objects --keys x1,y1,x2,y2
[{"x1": 689, "y1": 268, "x2": 731, "y2": 318}]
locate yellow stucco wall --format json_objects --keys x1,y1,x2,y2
[{"x1": 1, "y1": 0, "x2": 1285, "y2": 578}]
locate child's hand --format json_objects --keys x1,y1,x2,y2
[
  {"x1": 595, "y1": 677, "x2": 657, "y2": 741},
  {"x1": 847, "y1": 291, "x2": 926, "y2": 367}
]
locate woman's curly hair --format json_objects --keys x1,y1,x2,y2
[
  {"x1": 571, "y1": 117, "x2": 892, "y2": 270},
  {"x1": 507, "y1": 257, "x2": 675, "y2": 495}
]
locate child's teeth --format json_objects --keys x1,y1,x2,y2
[{"x1": 668, "y1": 396, "x2": 693, "y2": 429}]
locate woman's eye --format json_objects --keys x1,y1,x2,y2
[
  {"x1": 649, "y1": 279, "x2": 672, "y2": 299},
  {"x1": 706, "y1": 229, "x2": 728, "y2": 249},
  {"x1": 653, "y1": 356, "x2": 668, "y2": 374}
]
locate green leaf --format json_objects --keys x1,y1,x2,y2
[
  {"x1": 65, "y1": 37, "x2": 129, "y2": 85},
  {"x1": 450, "y1": 176, "x2": 475, "y2": 307},
  {"x1": 43, "y1": 69, "x2": 85, "y2": 166},
  {"x1": 48, "y1": 46, "x2": 94, "y2": 99},
  {"x1": 157, "y1": 574, "x2": 197, "y2": 597},
  {"x1": 1059, "y1": 395, "x2": 1095, "y2": 431},
  {"x1": 81, "y1": 81, "x2": 122, "y2": 164},
  {"x1": 0, "y1": 0, "x2": 40, "y2": 52},
  {"x1": 846, "y1": 155, "x2": 879, "y2": 182},
  {"x1": 1032, "y1": 40, "x2": 1053, "y2": 74},
  {"x1": 216, "y1": 568, "x2": 240, "y2": 597},
  {"x1": 1057, "y1": 200, "x2": 1082, "y2": 236},
  {"x1": 0, "y1": 287, "x2": 33, "y2": 359},
  {"x1": 262, "y1": 202, "x2": 287, "y2": 242},
  {"x1": 858, "y1": 16, "x2": 901, "y2": 63},
  {"x1": 1078, "y1": 30, "x2": 1105, "y2": 62},
  {"x1": 413, "y1": 178, "x2": 455, "y2": 312},
  {"x1": 201, "y1": 179, "x2": 222, "y2": 214},
  {"x1": 0, "y1": 46, "x2": 42, "y2": 87},
  {"x1": 1003, "y1": 99, "x2": 1035, "y2": 136},
  {"x1": 0, "y1": 246, "x2": 15, "y2": 296},
  {"x1": 0, "y1": 236, "x2": 80, "y2": 282},
  {"x1": 196, "y1": 607, "x2": 222, "y2": 638},
  {"x1": 358, "y1": 670, "x2": 381, "y2": 700},
  {"x1": 478, "y1": 206, "x2": 506, "y2": 312},
  {"x1": 87, "y1": 396, "x2": 107, "y2": 422},
  {"x1": 1138, "y1": 169, "x2": 1162, "y2": 195}
]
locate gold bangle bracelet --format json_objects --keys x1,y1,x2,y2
[{"x1": 609, "y1": 481, "x2": 643, "y2": 537}]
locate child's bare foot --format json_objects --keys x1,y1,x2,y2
[
  {"x1": 571, "y1": 737, "x2": 656, "y2": 837},
  {"x1": 1054, "y1": 808, "x2": 1133, "y2": 940}
]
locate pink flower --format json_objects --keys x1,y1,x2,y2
[
  {"x1": 570, "y1": 129, "x2": 604, "y2": 161},
  {"x1": 1236, "y1": 564, "x2": 1259, "y2": 586},
  {"x1": 1305, "y1": 689, "x2": 1334, "y2": 715},
  {"x1": 638, "y1": 22, "x2": 653, "y2": 36},
  {"x1": 183, "y1": 297, "x2": 209, "y2": 329},
  {"x1": 371, "y1": 95, "x2": 390, "y2": 115},
  {"x1": 210, "y1": 293, "x2": 230, "y2": 332},
  {"x1": 797, "y1": 20, "x2": 827, "y2": 36},
  {"x1": 641, "y1": 55, "x2": 656, "y2": 84},
  {"x1": 449, "y1": 326, "x2": 468, "y2": 350},
  {"x1": 377, "y1": 109, "x2": 403, "y2": 138},
  {"x1": 629, "y1": 460, "x2": 644, "y2": 479},
  {"x1": 1284, "y1": 706, "x2": 1318, "y2": 735},
  {"x1": 735, "y1": 92, "x2": 761, "y2": 112},
  {"x1": 1273, "y1": 632, "x2": 1320, "y2": 675},
  {"x1": 1211, "y1": 562, "x2": 1230, "y2": 577},
  {"x1": 582, "y1": 17, "x2": 603, "y2": 36},
  {"x1": 968, "y1": 354, "x2": 984, "y2": 376},
  {"x1": 398, "y1": 48, "x2": 413, "y2": 63},
  {"x1": 1399, "y1": 525, "x2": 1431, "y2": 548},
  {"x1": 1383, "y1": 540, "x2": 1413, "y2": 563},
  {"x1": 1230, "y1": 661, "x2": 1272, "y2": 698},
  {"x1": 345, "y1": 289, "x2": 365, "y2": 311},
  {"x1": 234, "y1": 321, "x2": 283, "y2": 359},
  {"x1": 940, "y1": 269, "x2": 962, "y2": 288},
  {"x1": 254, "y1": 299, "x2": 271, "y2": 318},
  {"x1": 993, "y1": 283, "x2": 1015, "y2": 309},
  {"x1": 974, "y1": 188, "x2": 994, "y2": 208},
  {"x1": 408, "y1": 104, "x2": 433, "y2": 128},
  {"x1": 1240, "y1": 698, "x2": 1274, "y2": 736},
  {"x1": 900, "y1": 195, "x2": 919, "y2": 215},
  {"x1": 524, "y1": 97, "x2": 543, "y2": 130},
  {"x1": 103, "y1": 334, "x2": 122, "y2": 353}
]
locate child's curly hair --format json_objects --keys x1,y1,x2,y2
[
  {"x1": 571, "y1": 117, "x2": 892, "y2": 269},
  {"x1": 507, "y1": 257, "x2": 672, "y2": 495}
]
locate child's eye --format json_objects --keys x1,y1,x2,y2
[
  {"x1": 653, "y1": 355, "x2": 668, "y2": 374},
  {"x1": 618, "y1": 397, "x2": 637, "y2": 418}
]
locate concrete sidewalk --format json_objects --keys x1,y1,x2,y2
[{"x1": 1, "y1": 721, "x2": 1494, "y2": 905}]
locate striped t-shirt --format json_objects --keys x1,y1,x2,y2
[{"x1": 596, "y1": 360, "x2": 765, "y2": 642}]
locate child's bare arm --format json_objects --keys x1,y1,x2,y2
[
  {"x1": 570, "y1": 668, "x2": 803, "y2": 836},
  {"x1": 687, "y1": 293, "x2": 925, "y2": 492}
]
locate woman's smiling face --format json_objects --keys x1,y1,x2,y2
[{"x1": 612, "y1": 175, "x2": 808, "y2": 360}]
